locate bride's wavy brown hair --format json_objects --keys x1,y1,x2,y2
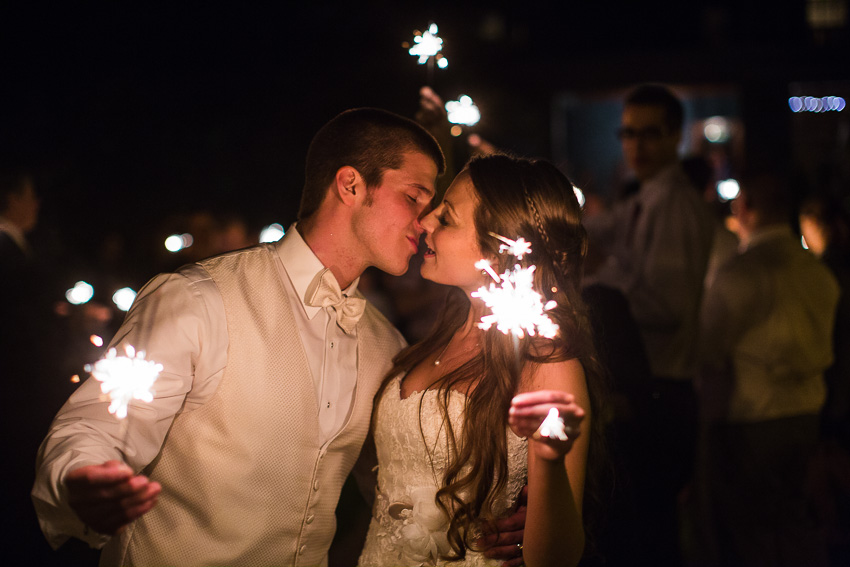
[{"x1": 374, "y1": 153, "x2": 607, "y2": 560}]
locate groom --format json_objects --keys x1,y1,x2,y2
[{"x1": 33, "y1": 108, "x2": 523, "y2": 566}]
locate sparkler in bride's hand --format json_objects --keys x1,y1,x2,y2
[{"x1": 472, "y1": 233, "x2": 572, "y2": 442}]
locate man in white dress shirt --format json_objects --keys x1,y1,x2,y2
[{"x1": 32, "y1": 108, "x2": 450, "y2": 566}]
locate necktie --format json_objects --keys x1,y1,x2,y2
[
  {"x1": 305, "y1": 268, "x2": 366, "y2": 335},
  {"x1": 625, "y1": 200, "x2": 642, "y2": 245}
]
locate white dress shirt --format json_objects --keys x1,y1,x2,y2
[
  {"x1": 585, "y1": 164, "x2": 715, "y2": 379},
  {"x1": 277, "y1": 226, "x2": 360, "y2": 442},
  {"x1": 33, "y1": 225, "x2": 360, "y2": 549}
]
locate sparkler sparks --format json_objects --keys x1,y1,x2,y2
[
  {"x1": 536, "y1": 408, "x2": 569, "y2": 441},
  {"x1": 471, "y1": 234, "x2": 559, "y2": 339},
  {"x1": 85, "y1": 345, "x2": 162, "y2": 419},
  {"x1": 492, "y1": 234, "x2": 532, "y2": 260},
  {"x1": 445, "y1": 95, "x2": 480, "y2": 127},
  {"x1": 407, "y1": 23, "x2": 447, "y2": 67}
]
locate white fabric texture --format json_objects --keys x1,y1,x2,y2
[
  {"x1": 33, "y1": 228, "x2": 404, "y2": 566},
  {"x1": 358, "y1": 376, "x2": 528, "y2": 566}
]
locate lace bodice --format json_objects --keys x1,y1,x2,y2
[{"x1": 357, "y1": 375, "x2": 528, "y2": 566}]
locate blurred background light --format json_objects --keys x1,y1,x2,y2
[
  {"x1": 90, "y1": 334, "x2": 104, "y2": 347},
  {"x1": 66, "y1": 281, "x2": 94, "y2": 305},
  {"x1": 703, "y1": 116, "x2": 730, "y2": 143},
  {"x1": 717, "y1": 179, "x2": 741, "y2": 202},
  {"x1": 259, "y1": 223, "x2": 285, "y2": 243},
  {"x1": 788, "y1": 95, "x2": 845, "y2": 112},
  {"x1": 165, "y1": 233, "x2": 194, "y2": 252},
  {"x1": 573, "y1": 186, "x2": 586, "y2": 208},
  {"x1": 112, "y1": 287, "x2": 137, "y2": 312}
]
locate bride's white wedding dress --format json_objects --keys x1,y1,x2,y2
[{"x1": 357, "y1": 375, "x2": 528, "y2": 566}]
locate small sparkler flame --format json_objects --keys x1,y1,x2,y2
[
  {"x1": 445, "y1": 95, "x2": 480, "y2": 126},
  {"x1": 536, "y1": 408, "x2": 568, "y2": 441},
  {"x1": 407, "y1": 23, "x2": 448, "y2": 67},
  {"x1": 471, "y1": 234, "x2": 559, "y2": 339},
  {"x1": 492, "y1": 234, "x2": 532, "y2": 260},
  {"x1": 85, "y1": 345, "x2": 162, "y2": 419}
]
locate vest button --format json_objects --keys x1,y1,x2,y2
[
  {"x1": 313, "y1": 479, "x2": 320, "y2": 491},
  {"x1": 306, "y1": 514, "x2": 315, "y2": 524},
  {"x1": 299, "y1": 545, "x2": 307, "y2": 555}
]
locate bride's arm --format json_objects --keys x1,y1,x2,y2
[{"x1": 509, "y1": 358, "x2": 590, "y2": 567}]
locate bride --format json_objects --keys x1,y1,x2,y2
[{"x1": 357, "y1": 154, "x2": 603, "y2": 567}]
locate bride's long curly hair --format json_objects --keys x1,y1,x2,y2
[{"x1": 374, "y1": 153, "x2": 607, "y2": 560}]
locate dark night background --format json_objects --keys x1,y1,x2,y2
[
  {"x1": 2, "y1": 2, "x2": 849, "y2": 565},
  {"x1": 3, "y1": 1, "x2": 847, "y2": 286}
]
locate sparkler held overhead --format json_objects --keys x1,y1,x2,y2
[
  {"x1": 404, "y1": 23, "x2": 448, "y2": 86},
  {"x1": 445, "y1": 95, "x2": 481, "y2": 127}
]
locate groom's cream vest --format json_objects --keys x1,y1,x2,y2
[{"x1": 100, "y1": 244, "x2": 405, "y2": 567}]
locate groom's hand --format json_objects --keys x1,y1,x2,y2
[
  {"x1": 65, "y1": 460, "x2": 161, "y2": 535},
  {"x1": 479, "y1": 485, "x2": 527, "y2": 567}
]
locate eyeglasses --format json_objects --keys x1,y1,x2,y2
[{"x1": 616, "y1": 126, "x2": 666, "y2": 142}]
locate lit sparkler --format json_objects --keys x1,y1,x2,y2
[
  {"x1": 408, "y1": 23, "x2": 447, "y2": 65},
  {"x1": 405, "y1": 23, "x2": 448, "y2": 85},
  {"x1": 85, "y1": 345, "x2": 162, "y2": 420},
  {"x1": 535, "y1": 408, "x2": 568, "y2": 441},
  {"x1": 445, "y1": 95, "x2": 480, "y2": 127},
  {"x1": 475, "y1": 234, "x2": 568, "y2": 442},
  {"x1": 471, "y1": 234, "x2": 558, "y2": 339}
]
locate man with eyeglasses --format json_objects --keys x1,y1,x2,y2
[{"x1": 585, "y1": 84, "x2": 715, "y2": 567}]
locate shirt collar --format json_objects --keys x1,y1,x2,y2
[{"x1": 276, "y1": 223, "x2": 360, "y2": 319}]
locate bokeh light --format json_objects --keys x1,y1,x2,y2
[
  {"x1": 573, "y1": 186, "x2": 586, "y2": 208},
  {"x1": 66, "y1": 281, "x2": 94, "y2": 305},
  {"x1": 165, "y1": 233, "x2": 194, "y2": 253},
  {"x1": 717, "y1": 179, "x2": 741, "y2": 202},
  {"x1": 788, "y1": 96, "x2": 846, "y2": 113},
  {"x1": 112, "y1": 287, "x2": 137, "y2": 312},
  {"x1": 703, "y1": 116, "x2": 730, "y2": 143},
  {"x1": 260, "y1": 223, "x2": 285, "y2": 243}
]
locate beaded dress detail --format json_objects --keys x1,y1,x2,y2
[{"x1": 358, "y1": 375, "x2": 528, "y2": 566}]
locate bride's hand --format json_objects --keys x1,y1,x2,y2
[{"x1": 508, "y1": 390, "x2": 584, "y2": 462}]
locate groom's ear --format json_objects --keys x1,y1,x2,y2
[{"x1": 333, "y1": 166, "x2": 363, "y2": 206}]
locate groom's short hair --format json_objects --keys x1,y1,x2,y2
[{"x1": 298, "y1": 108, "x2": 445, "y2": 220}]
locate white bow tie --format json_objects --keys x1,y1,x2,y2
[{"x1": 305, "y1": 268, "x2": 366, "y2": 335}]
